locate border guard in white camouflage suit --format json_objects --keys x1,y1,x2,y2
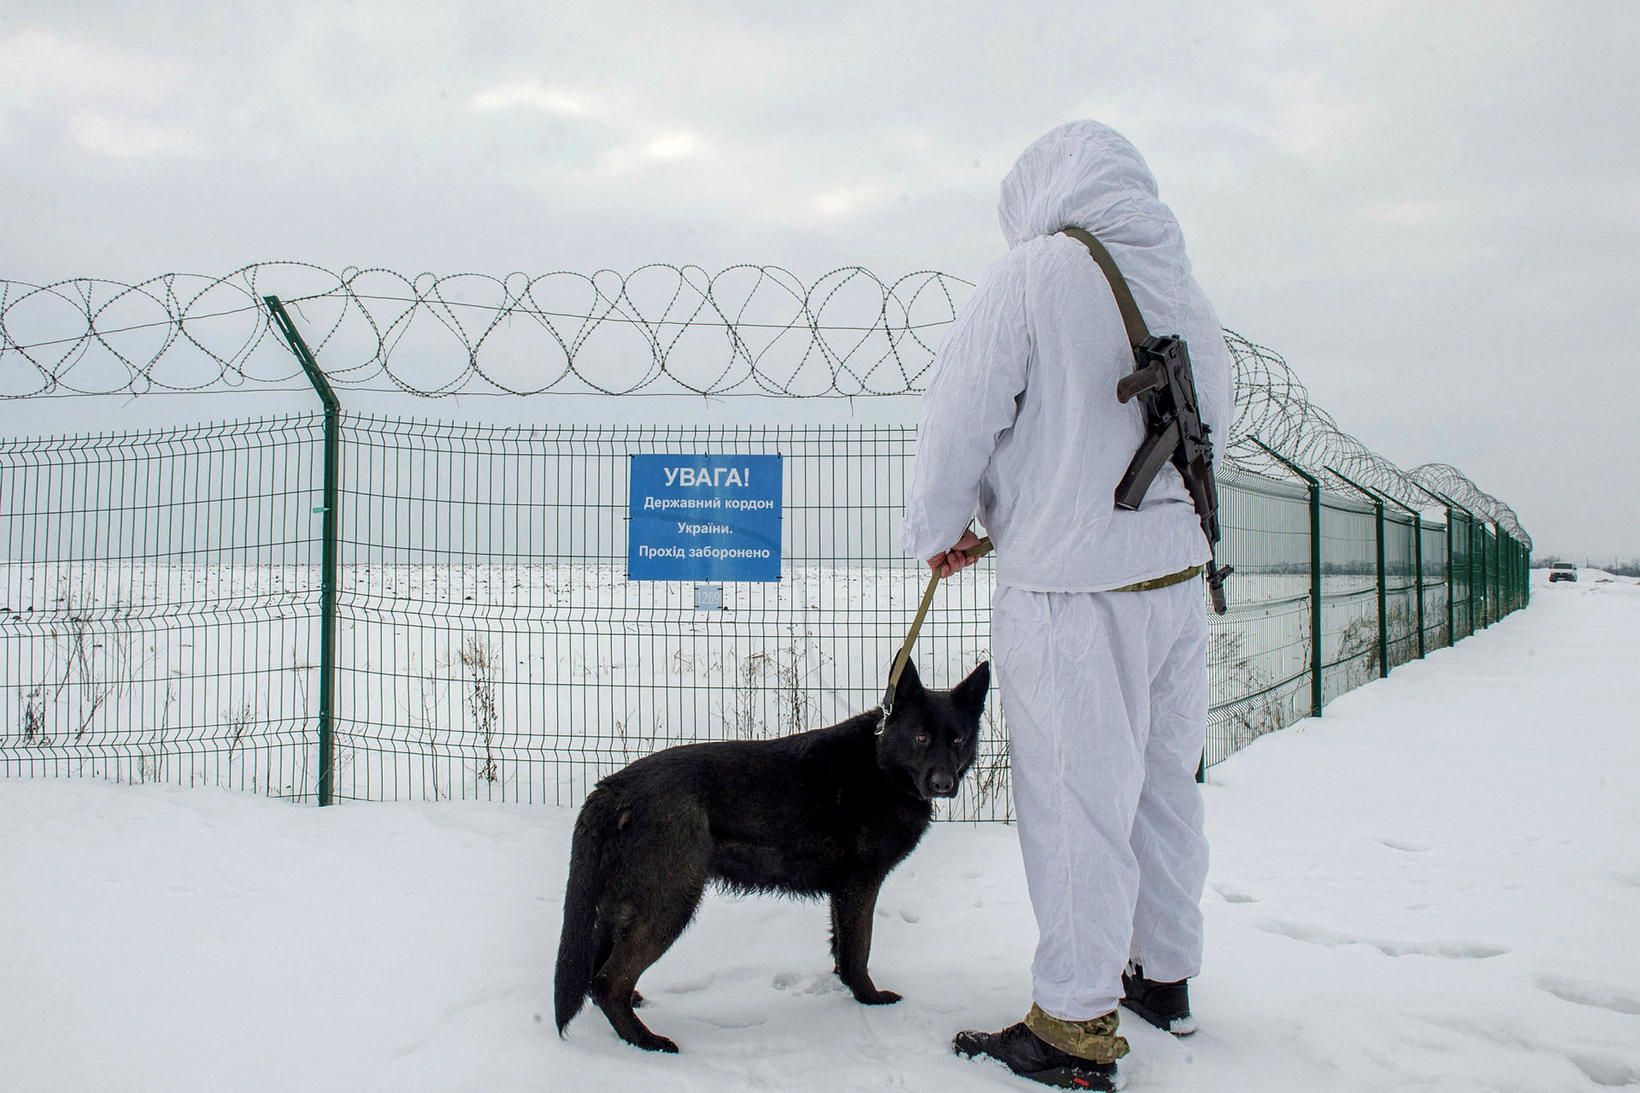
[{"x1": 902, "y1": 120, "x2": 1234, "y2": 1091}]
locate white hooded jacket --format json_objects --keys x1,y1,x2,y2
[{"x1": 901, "y1": 121, "x2": 1235, "y2": 592}]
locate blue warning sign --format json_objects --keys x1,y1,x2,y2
[{"x1": 627, "y1": 455, "x2": 782, "y2": 582}]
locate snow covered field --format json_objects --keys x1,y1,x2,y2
[
  {"x1": 0, "y1": 559, "x2": 1390, "y2": 815},
  {"x1": 3, "y1": 570, "x2": 1636, "y2": 1092}
]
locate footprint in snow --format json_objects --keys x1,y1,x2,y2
[
  {"x1": 772, "y1": 971, "x2": 843, "y2": 996},
  {"x1": 664, "y1": 974, "x2": 717, "y2": 995},
  {"x1": 1379, "y1": 838, "x2": 1432, "y2": 853},
  {"x1": 1568, "y1": 1051, "x2": 1640, "y2": 1089},
  {"x1": 1537, "y1": 974, "x2": 1640, "y2": 1017},
  {"x1": 1256, "y1": 918, "x2": 1506, "y2": 960},
  {"x1": 1212, "y1": 883, "x2": 1259, "y2": 904},
  {"x1": 696, "y1": 1013, "x2": 771, "y2": 1030}
]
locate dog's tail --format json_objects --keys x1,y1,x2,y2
[{"x1": 554, "y1": 790, "x2": 618, "y2": 1035}]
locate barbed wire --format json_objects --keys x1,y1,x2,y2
[
  {"x1": 0, "y1": 262, "x2": 1528, "y2": 545},
  {"x1": 1222, "y1": 331, "x2": 1530, "y2": 543},
  {"x1": 0, "y1": 263, "x2": 965, "y2": 400}
]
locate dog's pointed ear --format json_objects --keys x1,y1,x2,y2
[
  {"x1": 951, "y1": 660, "x2": 990, "y2": 712},
  {"x1": 892, "y1": 658, "x2": 925, "y2": 706}
]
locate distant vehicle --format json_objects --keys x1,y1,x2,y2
[{"x1": 1549, "y1": 563, "x2": 1578, "y2": 583}]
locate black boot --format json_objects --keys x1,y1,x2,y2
[
  {"x1": 1120, "y1": 964, "x2": 1194, "y2": 1036},
  {"x1": 953, "y1": 1022, "x2": 1123, "y2": 1090}
]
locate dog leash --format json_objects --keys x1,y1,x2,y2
[{"x1": 878, "y1": 536, "x2": 995, "y2": 733}]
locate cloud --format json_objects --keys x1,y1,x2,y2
[
  {"x1": 470, "y1": 79, "x2": 701, "y2": 176},
  {"x1": 469, "y1": 79, "x2": 589, "y2": 118},
  {"x1": 69, "y1": 112, "x2": 199, "y2": 160},
  {"x1": 812, "y1": 182, "x2": 893, "y2": 221},
  {"x1": 642, "y1": 132, "x2": 701, "y2": 162},
  {"x1": 0, "y1": 28, "x2": 184, "y2": 109},
  {"x1": 1, "y1": 28, "x2": 197, "y2": 160},
  {"x1": 1261, "y1": 68, "x2": 1371, "y2": 165},
  {"x1": 1365, "y1": 198, "x2": 1453, "y2": 228},
  {"x1": 1, "y1": 1, "x2": 1634, "y2": 555}
]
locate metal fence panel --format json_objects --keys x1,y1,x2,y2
[
  {"x1": 324, "y1": 418, "x2": 1006, "y2": 816},
  {"x1": 1421, "y1": 518, "x2": 1450, "y2": 651},
  {"x1": 1451, "y1": 512, "x2": 1474, "y2": 642},
  {"x1": 1, "y1": 412, "x2": 1536, "y2": 817},
  {"x1": 1384, "y1": 513, "x2": 1419, "y2": 670},
  {"x1": 1, "y1": 418, "x2": 322, "y2": 797},
  {"x1": 1205, "y1": 465, "x2": 1313, "y2": 766},
  {"x1": 1319, "y1": 497, "x2": 1380, "y2": 703}
]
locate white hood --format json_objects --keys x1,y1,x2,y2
[
  {"x1": 998, "y1": 120, "x2": 1172, "y2": 247},
  {"x1": 996, "y1": 120, "x2": 1195, "y2": 339}
]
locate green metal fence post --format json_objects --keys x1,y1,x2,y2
[
  {"x1": 1327, "y1": 467, "x2": 1388, "y2": 678},
  {"x1": 1375, "y1": 496, "x2": 1388, "y2": 675},
  {"x1": 1415, "y1": 510, "x2": 1425, "y2": 655},
  {"x1": 1255, "y1": 439, "x2": 1323, "y2": 717},
  {"x1": 264, "y1": 295, "x2": 340, "y2": 807},
  {"x1": 1449, "y1": 508, "x2": 1462, "y2": 643}
]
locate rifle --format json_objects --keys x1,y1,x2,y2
[
  {"x1": 1061, "y1": 229, "x2": 1234, "y2": 615},
  {"x1": 1115, "y1": 335, "x2": 1233, "y2": 613}
]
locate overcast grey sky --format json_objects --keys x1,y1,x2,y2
[{"x1": 2, "y1": 1, "x2": 1636, "y2": 559}]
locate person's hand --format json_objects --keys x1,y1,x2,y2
[{"x1": 928, "y1": 529, "x2": 984, "y2": 578}]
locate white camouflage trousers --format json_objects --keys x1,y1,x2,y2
[{"x1": 993, "y1": 579, "x2": 1210, "y2": 1021}]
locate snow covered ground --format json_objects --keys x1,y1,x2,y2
[{"x1": 3, "y1": 570, "x2": 1637, "y2": 1092}]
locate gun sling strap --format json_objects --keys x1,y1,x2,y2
[{"x1": 1060, "y1": 226, "x2": 1151, "y2": 347}]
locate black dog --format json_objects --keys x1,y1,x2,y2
[{"x1": 553, "y1": 659, "x2": 989, "y2": 1052}]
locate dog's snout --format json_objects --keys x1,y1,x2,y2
[{"x1": 930, "y1": 772, "x2": 955, "y2": 797}]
